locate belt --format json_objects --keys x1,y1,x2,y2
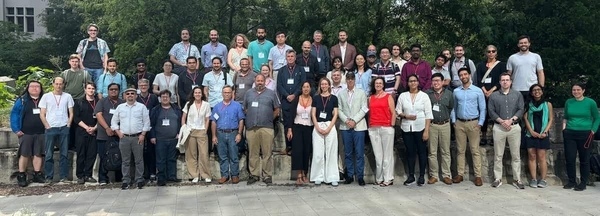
[
  {"x1": 457, "y1": 118, "x2": 478, "y2": 122},
  {"x1": 123, "y1": 133, "x2": 141, "y2": 137},
  {"x1": 218, "y1": 129, "x2": 238, "y2": 133},
  {"x1": 432, "y1": 120, "x2": 450, "y2": 125},
  {"x1": 495, "y1": 122, "x2": 519, "y2": 125}
]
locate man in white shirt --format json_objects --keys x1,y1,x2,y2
[
  {"x1": 448, "y1": 45, "x2": 477, "y2": 89},
  {"x1": 268, "y1": 31, "x2": 293, "y2": 82},
  {"x1": 111, "y1": 88, "x2": 151, "y2": 190},
  {"x1": 507, "y1": 35, "x2": 545, "y2": 100}
]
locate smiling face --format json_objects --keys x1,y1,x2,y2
[
  {"x1": 518, "y1": 38, "x2": 530, "y2": 52},
  {"x1": 85, "y1": 84, "x2": 96, "y2": 97},
  {"x1": 124, "y1": 91, "x2": 136, "y2": 102},
  {"x1": 454, "y1": 46, "x2": 464, "y2": 59},
  {"x1": 380, "y1": 48, "x2": 391, "y2": 61},
  {"x1": 209, "y1": 30, "x2": 219, "y2": 43},
  {"x1": 486, "y1": 47, "x2": 497, "y2": 59},
  {"x1": 458, "y1": 70, "x2": 470, "y2": 85},
  {"x1": 301, "y1": 82, "x2": 311, "y2": 95},
  {"x1": 193, "y1": 88, "x2": 203, "y2": 101},
  {"x1": 319, "y1": 79, "x2": 330, "y2": 93},
  {"x1": 408, "y1": 75, "x2": 419, "y2": 91},
  {"x1": 236, "y1": 36, "x2": 244, "y2": 47},
  {"x1": 332, "y1": 71, "x2": 342, "y2": 84},
  {"x1": 255, "y1": 75, "x2": 266, "y2": 91},
  {"x1": 260, "y1": 66, "x2": 271, "y2": 78},
  {"x1": 222, "y1": 87, "x2": 233, "y2": 102},
  {"x1": 531, "y1": 85, "x2": 543, "y2": 100},
  {"x1": 87, "y1": 26, "x2": 98, "y2": 38},
  {"x1": 333, "y1": 58, "x2": 342, "y2": 70},
  {"x1": 212, "y1": 58, "x2": 222, "y2": 72},
  {"x1": 374, "y1": 78, "x2": 384, "y2": 91},
  {"x1": 108, "y1": 85, "x2": 119, "y2": 98},
  {"x1": 411, "y1": 47, "x2": 421, "y2": 60},
  {"x1": 355, "y1": 55, "x2": 365, "y2": 67},
  {"x1": 338, "y1": 31, "x2": 347, "y2": 43},
  {"x1": 572, "y1": 85, "x2": 585, "y2": 99},
  {"x1": 431, "y1": 76, "x2": 443, "y2": 91}
]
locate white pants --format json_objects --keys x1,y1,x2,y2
[
  {"x1": 369, "y1": 126, "x2": 395, "y2": 183},
  {"x1": 310, "y1": 121, "x2": 339, "y2": 183}
]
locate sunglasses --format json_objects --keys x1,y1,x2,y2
[
  {"x1": 125, "y1": 92, "x2": 136, "y2": 95},
  {"x1": 487, "y1": 50, "x2": 497, "y2": 53}
]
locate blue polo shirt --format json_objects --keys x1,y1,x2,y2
[
  {"x1": 247, "y1": 39, "x2": 274, "y2": 72},
  {"x1": 210, "y1": 101, "x2": 245, "y2": 130}
]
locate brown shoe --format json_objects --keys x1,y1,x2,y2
[
  {"x1": 452, "y1": 175, "x2": 463, "y2": 183},
  {"x1": 218, "y1": 177, "x2": 229, "y2": 184},
  {"x1": 231, "y1": 176, "x2": 240, "y2": 184},
  {"x1": 427, "y1": 177, "x2": 438, "y2": 184},
  {"x1": 442, "y1": 177, "x2": 453, "y2": 185},
  {"x1": 474, "y1": 177, "x2": 483, "y2": 186}
]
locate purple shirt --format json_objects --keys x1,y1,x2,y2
[{"x1": 401, "y1": 60, "x2": 432, "y2": 90}]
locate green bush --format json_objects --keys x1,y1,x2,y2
[
  {"x1": 16, "y1": 66, "x2": 57, "y2": 94},
  {"x1": 0, "y1": 83, "x2": 15, "y2": 109}
]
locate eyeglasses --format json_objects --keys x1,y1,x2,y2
[
  {"x1": 487, "y1": 50, "x2": 497, "y2": 53},
  {"x1": 125, "y1": 92, "x2": 136, "y2": 95},
  {"x1": 109, "y1": 88, "x2": 119, "y2": 91}
]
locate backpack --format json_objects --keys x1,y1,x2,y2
[
  {"x1": 103, "y1": 137, "x2": 122, "y2": 171},
  {"x1": 591, "y1": 154, "x2": 600, "y2": 175},
  {"x1": 448, "y1": 57, "x2": 471, "y2": 81}
]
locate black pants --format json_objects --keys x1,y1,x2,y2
[
  {"x1": 563, "y1": 129, "x2": 592, "y2": 185},
  {"x1": 97, "y1": 139, "x2": 123, "y2": 183},
  {"x1": 403, "y1": 130, "x2": 427, "y2": 177},
  {"x1": 291, "y1": 124, "x2": 313, "y2": 171},
  {"x1": 144, "y1": 138, "x2": 156, "y2": 178},
  {"x1": 280, "y1": 98, "x2": 293, "y2": 149},
  {"x1": 75, "y1": 132, "x2": 97, "y2": 179}
]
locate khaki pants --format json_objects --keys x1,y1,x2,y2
[
  {"x1": 428, "y1": 122, "x2": 451, "y2": 179},
  {"x1": 493, "y1": 124, "x2": 522, "y2": 181},
  {"x1": 247, "y1": 127, "x2": 274, "y2": 178},
  {"x1": 337, "y1": 126, "x2": 345, "y2": 174},
  {"x1": 455, "y1": 120, "x2": 482, "y2": 177},
  {"x1": 185, "y1": 129, "x2": 210, "y2": 179}
]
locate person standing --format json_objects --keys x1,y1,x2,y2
[
  {"x1": 76, "y1": 24, "x2": 110, "y2": 83},
  {"x1": 326, "y1": 57, "x2": 347, "y2": 85},
  {"x1": 97, "y1": 58, "x2": 127, "y2": 99},
  {"x1": 73, "y1": 82, "x2": 99, "y2": 184},
  {"x1": 562, "y1": 83, "x2": 600, "y2": 191},
  {"x1": 131, "y1": 58, "x2": 156, "y2": 90},
  {"x1": 391, "y1": 44, "x2": 407, "y2": 70},
  {"x1": 149, "y1": 90, "x2": 183, "y2": 186},
  {"x1": 244, "y1": 75, "x2": 280, "y2": 185},
  {"x1": 368, "y1": 77, "x2": 396, "y2": 187},
  {"x1": 39, "y1": 77, "x2": 74, "y2": 183},
  {"x1": 268, "y1": 31, "x2": 293, "y2": 81},
  {"x1": 210, "y1": 86, "x2": 245, "y2": 184},
  {"x1": 400, "y1": 44, "x2": 432, "y2": 91},
  {"x1": 426, "y1": 73, "x2": 454, "y2": 185},
  {"x1": 153, "y1": 60, "x2": 180, "y2": 105},
  {"x1": 181, "y1": 87, "x2": 212, "y2": 183},
  {"x1": 227, "y1": 33, "x2": 250, "y2": 77},
  {"x1": 476, "y1": 45, "x2": 506, "y2": 146},
  {"x1": 62, "y1": 54, "x2": 93, "y2": 100},
  {"x1": 277, "y1": 50, "x2": 306, "y2": 154},
  {"x1": 338, "y1": 73, "x2": 368, "y2": 186},
  {"x1": 431, "y1": 54, "x2": 451, "y2": 87},
  {"x1": 136, "y1": 79, "x2": 159, "y2": 182},
  {"x1": 488, "y1": 73, "x2": 525, "y2": 189},
  {"x1": 10, "y1": 81, "x2": 46, "y2": 186},
  {"x1": 233, "y1": 58, "x2": 257, "y2": 103},
  {"x1": 372, "y1": 47, "x2": 401, "y2": 98},
  {"x1": 111, "y1": 88, "x2": 151, "y2": 190},
  {"x1": 330, "y1": 30, "x2": 357, "y2": 71},
  {"x1": 310, "y1": 78, "x2": 340, "y2": 186},
  {"x1": 297, "y1": 41, "x2": 320, "y2": 90},
  {"x1": 94, "y1": 83, "x2": 125, "y2": 185},
  {"x1": 201, "y1": 30, "x2": 229, "y2": 73},
  {"x1": 247, "y1": 25, "x2": 274, "y2": 73},
  {"x1": 203, "y1": 57, "x2": 234, "y2": 108},
  {"x1": 507, "y1": 35, "x2": 545, "y2": 100},
  {"x1": 169, "y1": 28, "x2": 201, "y2": 74},
  {"x1": 311, "y1": 30, "x2": 329, "y2": 81},
  {"x1": 448, "y1": 44, "x2": 477, "y2": 89},
  {"x1": 451, "y1": 67, "x2": 485, "y2": 186},
  {"x1": 353, "y1": 54, "x2": 372, "y2": 95},
  {"x1": 523, "y1": 84, "x2": 553, "y2": 188},
  {"x1": 284, "y1": 81, "x2": 314, "y2": 186},
  {"x1": 178, "y1": 57, "x2": 204, "y2": 106}
]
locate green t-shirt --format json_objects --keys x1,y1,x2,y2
[
  {"x1": 61, "y1": 69, "x2": 92, "y2": 100},
  {"x1": 564, "y1": 97, "x2": 600, "y2": 131}
]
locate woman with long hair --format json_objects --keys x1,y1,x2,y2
[
  {"x1": 285, "y1": 81, "x2": 314, "y2": 186},
  {"x1": 181, "y1": 87, "x2": 212, "y2": 183},
  {"x1": 353, "y1": 54, "x2": 372, "y2": 95},
  {"x1": 326, "y1": 56, "x2": 346, "y2": 85},
  {"x1": 523, "y1": 84, "x2": 553, "y2": 188},
  {"x1": 368, "y1": 77, "x2": 396, "y2": 186},
  {"x1": 227, "y1": 34, "x2": 250, "y2": 77},
  {"x1": 253, "y1": 64, "x2": 276, "y2": 91},
  {"x1": 310, "y1": 78, "x2": 339, "y2": 186}
]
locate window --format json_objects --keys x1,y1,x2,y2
[{"x1": 5, "y1": 7, "x2": 35, "y2": 33}]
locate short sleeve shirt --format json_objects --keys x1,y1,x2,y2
[
  {"x1": 202, "y1": 71, "x2": 234, "y2": 107},
  {"x1": 243, "y1": 88, "x2": 280, "y2": 128},
  {"x1": 507, "y1": 52, "x2": 543, "y2": 91},
  {"x1": 312, "y1": 94, "x2": 339, "y2": 122},
  {"x1": 94, "y1": 97, "x2": 124, "y2": 140},
  {"x1": 247, "y1": 40, "x2": 274, "y2": 72},
  {"x1": 39, "y1": 92, "x2": 74, "y2": 127}
]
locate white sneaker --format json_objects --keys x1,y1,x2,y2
[
  {"x1": 205, "y1": 178, "x2": 212, "y2": 183},
  {"x1": 192, "y1": 177, "x2": 199, "y2": 183}
]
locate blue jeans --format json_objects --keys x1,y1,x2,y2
[
  {"x1": 155, "y1": 138, "x2": 178, "y2": 181},
  {"x1": 217, "y1": 131, "x2": 239, "y2": 178},
  {"x1": 44, "y1": 126, "x2": 70, "y2": 180},
  {"x1": 341, "y1": 129, "x2": 366, "y2": 179},
  {"x1": 86, "y1": 68, "x2": 104, "y2": 84}
]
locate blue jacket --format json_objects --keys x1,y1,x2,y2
[
  {"x1": 10, "y1": 95, "x2": 29, "y2": 133},
  {"x1": 149, "y1": 103, "x2": 183, "y2": 139}
]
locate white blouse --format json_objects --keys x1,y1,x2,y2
[
  {"x1": 182, "y1": 101, "x2": 211, "y2": 130},
  {"x1": 153, "y1": 73, "x2": 179, "y2": 103},
  {"x1": 395, "y1": 91, "x2": 433, "y2": 132}
]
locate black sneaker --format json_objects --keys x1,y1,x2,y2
[
  {"x1": 344, "y1": 178, "x2": 354, "y2": 184},
  {"x1": 17, "y1": 172, "x2": 27, "y2": 187},
  {"x1": 358, "y1": 178, "x2": 366, "y2": 186},
  {"x1": 121, "y1": 183, "x2": 128, "y2": 190},
  {"x1": 417, "y1": 176, "x2": 425, "y2": 186},
  {"x1": 404, "y1": 176, "x2": 416, "y2": 186},
  {"x1": 339, "y1": 172, "x2": 345, "y2": 181},
  {"x1": 247, "y1": 176, "x2": 259, "y2": 185},
  {"x1": 168, "y1": 178, "x2": 182, "y2": 183},
  {"x1": 563, "y1": 182, "x2": 577, "y2": 189},
  {"x1": 86, "y1": 177, "x2": 98, "y2": 183},
  {"x1": 263, "y1": 177, "x2": 272, "y2": 184},
  {"x1": 77, "y1": 178, "x2": 85, "y2": 184},
  {"x1": 157, "y1": 181, "x2": 166, "y2": 186},
  {"x1": 33, "y1": 172, "x2": 45, "y2": 183},
  {"x1": 137, "y1": 182, "x2": 144, "y2": 189},
  {"x1": 574, "y1": 183, "x2": 586, "y2": 191}
]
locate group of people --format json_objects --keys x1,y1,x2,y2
[{"x1": 9, "y1": 24, "x2": 599, "y2": 191}]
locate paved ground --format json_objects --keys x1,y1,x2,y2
[{"x1": 0, "y1": 180, "x2": 598, "y2": 216}]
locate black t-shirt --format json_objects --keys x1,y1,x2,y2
[
  {"x1": 312, "y1": 94, "x2": 338, "y2": 122},
  {"x1": 74, "y1": 98, "x2": 99, "y2": 134},
  {"x1": 21, "y1": 98, "x2": 45, "y2": 134},
  {"x1": 136, "y1": 94, "x2": 159, "y2": 110},
  {"x1": 83, "y1": 40, "x2": 103, "y2": 69}
]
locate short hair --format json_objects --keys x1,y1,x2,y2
[
  {"x1": 345, "y1": 72, "x2": 356, "y2": 80},
  {"x1": 454, "y1": 44, "x2": 464, "y2": 49},
  {"x1": 572, "y1": 82, "x2": 586, "y2": 91},
  {"x1": 313, "y1": 30, "x2": 323, "y2": 35},
  {"x1": 186, "y1": 56, "x2": 197, "y2": 63},
  {"x1": 134, "y1": 58, "x2": 146, "y2": 65},
  {"x1": 380, "y1": 46, "x2": 390, "y2": 53},
  {"x1": 52, "y1": 76, "x2": 64, "y2": 83},
  {"x1": 431, "y1": 72, "x2": 444, "y2": 81},
  {"x1": 275, "y1": 31, "x2": 286, "y2": 37},
  {"x1": 410, "y1": 44, "x2": 422, "y2": 50},
  {"x1": 338, "y1": 29, "x2": 347, "y2": 34},
  {"x1": 435, "y1": 54, "x2": 447, "y2": 62},
  {"x1": 107, "y1": 58, "x2": 117, "y2": 65},
  {"x1": 84, "y1": 81, "x2": 96, "y2": 89},
  {"x1": 458, "y1": 67, "x2": 471, "y2": 75},
  {"x1": 239, "y1": 58, "x2": 250, "y2": 64},
  {"x1": 485, "y1": 45, "x2": 498, "y2": 53},
  {"x1": 108, "y1": 83, "x2": 120, "y2": 91},
  {"x1": 222, "y1": 85, "x2": 233, "y2": 91},
  {"x1": 518, "y1": 35, "x2": 530, "y2": 42},
  {"x1": 285, "y1": 49, "x2": 296, "y2": 55},
  {"x1": 138, "y1": 78, "x2": 149, "y2": 85},
  {"x1": 211, "y1": 56, "x2": 222, "y2": 64},
  {"x1": 499, "y1": 72, "x2": 511, "y2": 79},
  {"x1": 256, "y1": 25, "x2": 266, "y2": 31},
  {"x1": 87, "y1": 23, "x2": 98, "y2": 31},
  {"x1": 159, "y1": 89, "x2": 172, "y2": 97},
  {"x1": 181, "y1": 28, "x2": 190, "y2": 36},
  {"x1": 69, "y1": 54, "x2": 80, "y2": 60}
]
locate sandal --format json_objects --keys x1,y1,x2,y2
[
  {"x1": 302, "y1": 175, "x2": 309, "y2": 183},
  {"x1": 380, "y1": 181, "x2": 393, "y2": 187},
  {"x1": 296, "y1": 176, "x2": 304, "y2": 186}
]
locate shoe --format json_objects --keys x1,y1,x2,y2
[
  {"x1": 563, "y1": 182, "x2": 577, "y2": 189},
  {"x1": 218, "y1": 177, "x2": 229, "y2": 184},
  {"x1": 480, "y1": 140, "x2": 487, "y2": 146},
  {"x1": 442, "y1": 177, "x2": 453, "y2": 185},
  {"x1": 137, "y1": 182, "x2": 144, "y2": 189},
  {"x1": 574, "y1": 183, "x2": 586, "y2": 191},
  {"x1": 45, "y1": 179, "x2": 53, "y2": 185},
  {"x1": 537, "y1": 179, "x2": 547, "y2": 188},
  {"x1": 33, "y1": 172, "x2": 45, "y2": 183},
  {"x1": 192, "y1": 177, "x2": 199, "y2": 183},
  {"x1": 417, "y1": 176, "x2": 425, "y2": 186},
  {"x1": 247, "y1": 176, "x2": 259, "y2": 185},
  {"x1": 77, "y1": 178, "x2": 85, "y2": 184},
  {"x1": 204, "y1": 178, "x2": 212, "y2": 183},
  {"x1": 491, "y1": 179, "x2": 502, "y2": 188},
  {"x1": 529, "y1": 179, "x2": 538, "y2": 188},
  {"x1": 232, "y1": 176, "x2": 240, "y2": 184},
  {"x1": 86, "y1": 177, "x2": 97, "y2": 183},
  {"x1": 314, "y1": 181, "x2": 322, "y2": 185},
  {"x1": 99, "y1": 181, "x2": 108, "y2": 186},
  {"x1": 344, "y1": 178, "x2": 354, "y2": 184},
  {"x1": 512, "y1": 180, "x2": 525, "y2": 189},
  {"x1": 380, "y1": 181, "x2": 393, "y2": 187},
  {"x1": 452, "y1": 175, "x2": 463, "y2": 183},
  {"x1": 474, "y1": 177, "x2": 483, "y2": 186},
  {"x1": 168, "y1": 179, "x2": 182, "y2": 183},
  {"x1": 339, "y1": 172, "x2": 345, "y2": 181},
  {"x1": 157, "y1": 181, "x2": 166, "y2": 186},
  {"x1": 403, "y1": 176, "x2": 415, "y2": 186},
  {"x1": 263, "y1": 177, "x2": 272, "y2": 184},
  {"x1": 427, "y1": 177, "x2": 438, "y2": 184},
  {"x1": 331, "y1": 181, "x2": 339, "y2": 187},
  {"x1": 17, "y1": 172, "x2": 27, "y2": 187},
  {"x1": 358, "y1": 178, "x2": 365, "y2": 186},
  {"x1": 121, "y1": 183, "x2": 128, "y2": 190},
  {"x1": 149, "y1": 175, "x2": 157, "y2": 182},
  {"x1": 59, "y1": 178, "x2": 69, "y2": 184}
]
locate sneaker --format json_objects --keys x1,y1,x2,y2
[
  {"x1": 529, "y1": 179, "x2": 538, "y2": 188},
  {"x1": 331, "y1": 181, "x2": 339, "y2": 187},
  {"x1": 358, "y1": 178, "x2": 365, "y2": 186},
  {"x1": 563, "y1": 182, "x2": 576, "y2": 189},
  {"x1": 17, "y1": 172, "x2": 27, "y2": 187},
  {"x1": 45, "y1": 179, "x2": 53, "y2": 185},
  {"x1": 403, "y1": 176, "x2": 416, "y2": 186},
  {"x1": 77, "y1": 178, "x2": 85, "y2": 184},
  {"x1": 574, "y1": 183, "x2": 586, "y2": 191},
  {"x1": 58, "y1": 178, "x2": 69, "y2": 184},
  {"x1": 513, "y1": 180, "x2": 525, "y2": 189},
  {"x1": 537, "y1": 179, "x2": 547, "y2": 188},
  {"x1": 137, "y1": 182, "x2": 144, "y2": 189},
  {"x1": 204, "y1": 178, "x2": 212, "y2": 184},
  {"x1": 86, "y1": 177, "x2": 97, "y2": 183},
  {"x1": 339, "y1": 172, "x2": 345, "y2": 181},
  {"x1": 149, "y1": 175, "x2": 157, "y2": 182},
  {"x1": 121, "y1": 183, "x2": 128, "y2": 190},
  {"x1": 192, "y1": 177, "x2": 199, "y2": 183},
  {"x1": 314, "y1": 181, "x2": 322, "y2": 185},
  {"x1": 247, "y1": 176, "x2": 259, "y2": 185},
  {"x1": 417, "y1": 176, "x2": 425, "y2": 186},
  {"x1": 491, "y1": 179, "x2": 502, "y2": 188},
  {"x1": 99, "y1": 181, "x2": 108, "y2": 186},
  {"x1": 263, "y1": 177, "x2": 272, "y2": 184},
  {"x1": 33, "y1": 172, "x2": 45, "y2": 183},
  {"x1": 344, "y1": 178, "x2": 354, "y2": 184},
  {"x1": 157, "y1": 181, "x2": 166, "y2": 186}
]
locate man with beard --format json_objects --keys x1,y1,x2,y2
[
  {"x1": 203, "y1": 57, "x2": 234, "y2": 108},
  {"x1": 400, "y1": 44, "x2": 432, "y2": 91},
  {"x1": 297, "y1": 41, "x2": 320, "y2": 89},
  {"x1": 201, "y1": 30, "x2": 228, "y2": 73},
  {"x1": 95, "y1": 83, "x2": 125, "y2": 185},
  {"x1": 233, "y1": 58, "x2": 257, "y2": 103},
  {"x1": 507, "y1": 35, "x2": 545, "y2": 100},
  {"x1": 248, "y1": 25, "x2": 274, "y2": 73},
  {"x1": 131, "y1": 58, "x2": 155, "y2": 90},
  {"x1": 311, "y1": 30, "x2": 329, "y2": 81},
  {"x1": 366, "y1": 45, "x2": 378, "y2": 70},
  {"x1": 169, "y1": 28, "x2": 201, "y2": 74},
  {"x1": 448, "y1": 45, "x2": 477, "y2": 90},
  {"x1": 330, "y1": 30, "x2": 357, "y2": 71}
]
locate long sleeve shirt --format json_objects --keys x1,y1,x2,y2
[
  {"x1": 401, "y1": 60, "x2": 432, "y2": 90},
  {"x1": 296, "y1": 53, "x2": 320, "y2": 85},
  {"x1": 111, "y1": 102, "x2": 151, "y2": 134},
  {"x1": 395, "y1": 91, "x2": 433, "y2": 132},
  {"x1": 276, "y1": 64, "x2": 306, "y2": 98},
  {"x1": 311, "y1": 43, "x2": 330, "y2": 74},
  {"x1": 487, "y1": 89, "x2": 524, "y2": 122},
  {"x1": 564, "y1": 97, "x2": 600, "y2": 131},
  {"x1": 337, "y1": 88, "x2": 368, "y2": 131},
  {"x1": 451, "y1": 84, "x2": 486, "y2": 126}
]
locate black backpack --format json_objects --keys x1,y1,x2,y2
[{"x1": 103, "y1": 137, "x2": 122, "y2": 171}]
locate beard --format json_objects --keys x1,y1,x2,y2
[{"x1": 257, "y1": 35, "x2": 265, "y2": 40}]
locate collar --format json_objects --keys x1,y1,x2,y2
[{"x1": 455, "y1": 57, "x2": 465, "y2": 62}]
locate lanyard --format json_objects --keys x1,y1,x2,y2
[
  {"x1": 220, "y1": 102, "x2": 230, "y2": 112},
  {"x1": 212, "y1": 72, "x2": 222, "y2": 82},
  {"x1": 378, "y1": 62, "x2": 390, "y2": 75},
  {"x1": 53, "y1": 94, "x2": 62, "y2": 107},
  {"x1": 412, "y1": 61, "x2": 421, "y2": 75},
  {"x1": 314, "y1": 44, "x2": 320, "y2": 56},
  {"x1": 87, "y1": 99, "x2": 97, "y2": 110},
  {"x1": 288, "y1": 65, "x2": 296, "y2": 77},
  {"x1": 164, "y1": 74, "x2": 172, "y2": 90},
  {"x1": 277, "y1": 45, "x2": 286, "y2": 55},
  {"x1": 186, "y1": 72, "x2": 198, "y2": 84},
  {"x1": 109, "y1": 99, "x2": 119, "y2": 108},
  {"x1": 321, "y1": 95, "x2": 331, "y2": 111},
  {"x1": 138, "y1": 94, "x2": 150, "y2": 106},
  {"x1": 32, "y1": 98, "x2": 39, "y2": 108},
  {"x1": 303, "y1": 56, "x2": 310, "y2": 65},
  {"x1": 162, "y1": 106, "x2": 171, "y2": 119}
]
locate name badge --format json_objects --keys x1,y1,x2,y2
[
  {"x1": 304, "y1": 67, "x2": 310, "y2": 72},
  {"x1": 301, "y1": 113, "x2": 309, "y2": 119},
  {"x1": 239, "y1": 84, "x2": 245, "y2": 89},
  {"x1": 317, "y1": 57, "x2": 321, "y2": 62},
  {"x1": 192, "y1": 84, "x2": 198, "y2": 89},
  {"x1": 32, "y1": 108, "x2": 41, "y2": 115},
  {"x1": 92, "y1": 114, "x2": 97, "y2": 119},
  {"x1": 287, "y1": 78, "x2": 294, "y2": 85},
  {"x1": 433, "y1": 104, "x2": 440, "y2": 112},
  {"x1": 109, "y1": 109, "x2": 116, "y2": 114},
  {"x1": 213, "y1": 113, "x2": 220, "y2": 120},
  {"x1": 251, "y1": 101, "x2": 259, "y2": 107},
  {"x1": 258, "y1": 52, "x2": 265, "y2": 59},
  {"x1": 319, "y1": 112, "x2": 327, "y2": 119},
  {"x1": 484, "y1": 77, "x2": 492, "y2": 84},
  {"x1": 162, "y1": 119, "x2": 170, "y2": 126}
]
